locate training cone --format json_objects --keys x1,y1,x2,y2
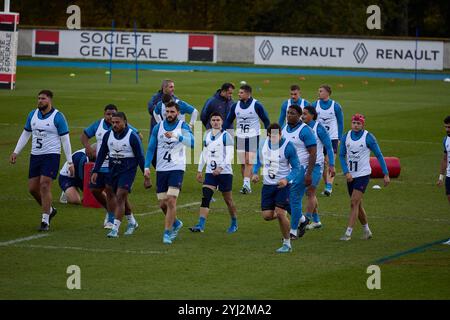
[
  {"x1": 82, "y1": 162, "x2": 102, "y2": 208},
  {"x1": 370, "y1": 157, "x2": 401, "y2": 178}
]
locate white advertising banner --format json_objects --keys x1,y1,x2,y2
[
  {"x1": 255, "y1": 36, "x2": 444, "y2": 70},
  {"x1": 0, "y1": 12, "x2": 19, "y2": 90},
  {"x1": 32, "y1": 29, "x2": 189, "y2": 62}
]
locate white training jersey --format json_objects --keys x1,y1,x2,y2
[
  {"x1": 30, "y1": 108, "x2": 61, "y2": 155},
  {"x1": 345, "y1": 130, "x2": 371, "y2": 178},
  {"x1": 156, "y1": 121, "x2": 186, "y2": 172},
  {"x1": 445, "y1": 136, "x2": 450, "y2": 177},
  {"x1": 316, "y1": 100, "x2": 338, "y2": 140},
  {"x1": 203, "y1": 131, "x2": 233, "y2": 175},
  {"x1": 60, "y1": 148, "x2": 87, "y2": 177},
  {"x1": 95, "y1": 119, "x2": 110, "y2": 168},
  {"x1": 282, "y1": 123, "x2": 309, "y2": 167},
  {"x1": 312, "y1": 122, "x2": 324, "y2": 166},
  {"x1": 157, "y1": 99, "x2": 186, "y2": 122},
  {"x1": 261, "y1": 138, "x2": 290, "y2": 185},
  {"x1": 235, "y1": 99, "x2": 260, "y2": 138},
  {"x1": 107, "y1": 129, "x2": 135, "y2": 159}
]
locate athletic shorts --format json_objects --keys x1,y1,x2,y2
[
  {"x1": 347, "y1": 175, "x2": 370, "y2": 196},
  {"x1": 261, "y1": 184, "x2": 290, "y2": 211},
  {"x1": 324, "y1": 139, "x2": 339, "y2": 156},
  {"x1": 29, "y1": 154, "x2": 60, "y2": 180},
  {"x1": 107, "y1": 168, "x2": 137, "y2": 193},
  {"x1": 310, "y1": 164, "x2": 324, "y2": 188},
  {"x1": 236, "y1": 135, "x2": 259, "y2": 153},
  {"x1": 446, "y1": 176, "x2": 450, "y2": 195},
  {"x1": 59, "y1": 174, "x2": 83, "y2": 191},
  {"x1": 204, "y1": 173, "x2": 233, "y2": 192},
  {"x1": 156, "y1": 170, "x2": 184, "y2": 193},
  {"x1": 89, "y1": 171, "x2": 109, "y2": 189}
]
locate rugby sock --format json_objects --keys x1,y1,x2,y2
[
  {"x1": 362, "y1": 224, "x2": 370, "y2": 232},
  {"x1": 198, "y1": 216, "x2": 206, "y2": 229},
  {"x1": 126, "y1": 214, "x2": 136, "y2": 225},
  {"x1": 113, "y1": 219, "x2": 121, "y2": 232},
  {"x1": 42, "y1": 213, "x2": 50, "y2": 225},
  {"x1": 173, "y1": 219, "x2": 181, "y2": 229},
  {"x1": 312, "y1": 213, "x2": 320, "y2": 223},
  {"x1": 243, "y1": 177, "x2": 251, "y2": 188},
  {"x1": 230, "y1": 216, "x2": 237, "y2": 227},
  {"x1": 345, "y1": 227, "x2": 353, "y2": 237},
  {"x1": 300, "y1": 215, "x2": 306, "y2": 223},
  {"x1": 306, "y1": 213, "x2": 313, "y2": 221},
  {"x1": 290, "y1": 229, "x2": 297, "y2": 236},
  {"x1": 164, "y1": 229, "x2": 171, "y2": 236},
  {"x1": 283, "y1": 238, "x2": 291, "y2": 248},
  {"x1": 107, "y1": 212, "x2": 115, "y2": 223},
  {"x1": 325, "y1": 183, "x2": 332, "y2": 190}
]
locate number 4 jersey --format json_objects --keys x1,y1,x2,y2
[{"x1": 156, "y1": 120, "x2": 187, "y2": 172}]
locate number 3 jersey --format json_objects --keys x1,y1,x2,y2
[
  {"x1": 344, "y1": 129, "x2": 371, "y2": 178},
  {"x1": 199, "y1": 130, "x2": 233, "y2": 175}
]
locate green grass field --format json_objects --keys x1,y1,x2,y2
[{"x1": 0, "y1": 65, "x2": 449, "y2": 299}]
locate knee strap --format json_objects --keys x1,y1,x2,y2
[{"x1": 201, "y1": 187, "x2": 214, "y2": 208}]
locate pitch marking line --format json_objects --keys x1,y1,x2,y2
[
  {"x1": 11, "y1": 244, "x2": 166, "y2": 255},
  {"x1": 374, "y1": 237, "x2": 450, "y2": 264},
  {"x1": 0, "y1": 233, "x2": 50, "y2": 246},
  {"x1": 136, "y1": 202, "x2": 200, "y2": 217}
]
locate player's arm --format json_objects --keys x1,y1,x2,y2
[
  {"x1": 144, "y1": 124, "x2": 159, "y2": 172},
  {"x1": 278, "y1": 101, "x2": 288, "y2": 127},
  {"x1": 438, "y1": 150, "x2": 447, "y2": 186},
  {"x1": 197, "y1": 138, "x2": 207, "y2": 182},
  {"x1": 251, "y1": 138, "x2": 265, "y2": 183},
  {"x1": 178, "y1": 122, "x2": 195, "y2": 149},
  {"x1": 153, "y1": 102, "x2": 163, "y2": 123},
  {"x1": 10, "y1": 111, "x2": 34, "y2": 163},
  {"x1": 92, "y1": 131, "x2": 110, "y2": 174},
  {"x1": 56, "y1": 113, "x2": 74, "y2": 174},
  {"x1": 179, "y1": 100, "x2": 198, "y2": 127},
  {"x1": 130, "y1": 132, "x2": 145, "y2": 174},
  {"x1": 318, "y1": 124, "x2": 335, "y2": 170},
  {"x1": 366, "y1": 133, "x2": 390, "y2": 186},
  {"x1": 283, "y1": 142, "x2": 301, "y2": 186},
  {"x1": 334, "y1": 102, "x2": 344, "y2": 140},
  {"x1": 222, "y1": 132, "x2": 235, "y2": 170},
  {"x1": 222, "y1": 104, "x2": 236, "y2": 130},
  {"x1": 81, "y1": 120, "x2": 99, "y2": 159},
  {"x1": 255, "y1": 102, "x2": 271, "y2": 129},
  {"x1": 301, "y1": 126, "x2": 317, "y2": 182},
  {"x1": 147, "y1": 92, "x2": 160, "y2": 115}
]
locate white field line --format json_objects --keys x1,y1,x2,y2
[
  {"x1": 0, "y1": 233, "x2": 50, "y2": 246},
  {"x1": 11, "y1": 244, "x2": 166, "y2": 255},
  {"x1": 136, "y1": 202, "x2": 200, "y2": 217}
]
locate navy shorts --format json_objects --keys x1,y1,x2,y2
[
  {"x1": 236, "y1": 135, "x2": 259, "y2": 153},
  {"x1": 204, "y1": 173, "x2": 233, "y2": 192},
  {"x1": 261, "y1": 184, "x2": 290, "y2": 211},
  {"x1": 107, "y1": 168, "x2": 137, "y2": 193},
  {"x1": 324, "y1": 139, "x2": 339, "y2": 156},
  {"x1": 29, "y1": 154, "x2": 60, "y2": 179},
  {"x1": 89, "y1": 171, "x2": 109, "y2": 189},
  {"x1": 347, "y1": 175, "x2": 370, "y2": 196},
  {"x1": 446, "y1": 176, "x2": 450, "y2": 195},
  {"x1": 156, "y1": 170, "x2": 184, "y2": 193},
  {"x1": 59, "y1": 175, "x2": 83, "y2": 191}
]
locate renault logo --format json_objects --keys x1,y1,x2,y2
[
  {"x1": 259, "y1": 40, "x2": 274, "y2": 61},
  {"x1": 353, "y1": 43, "x2": 368, "y2": 64}
]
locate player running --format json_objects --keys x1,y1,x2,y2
[
  {"x1": 91, "y1": 112, "x2": 146, "y2": 238},
  {"x1": 281, "y1": 104, "x2": 317, "y2": 239},
  {"x1": 339, "y1": 114, "x2": 390, "y2": 241},
  {"x1": 437, "y1": 116, "x2": 450, "y2": 245},
  {"x1": 190, "y1": 112, "x2": 237, "y2": 233},
  {"x1": 252, "y1": 123, "x2": 300, "y2": 253},
  {"x1": 145, "y1": 101, "x2": 195, "y2": 244},
  {"x1": 10, "y1": 90, "x2": 74, "y2": 231},
  {"x1": 301, "y1": 106, "x2": 335, "y2": 229}
]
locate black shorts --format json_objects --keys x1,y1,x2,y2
[
  {"x1": 347, "y1": 175, "x2": 370, "y2": 196},
  {"x1": 324, "y1": 139, "x2": 339, "y2": 156},
  {"x1": 29, "y1": 154, "x2": 60, "y2": 180}
]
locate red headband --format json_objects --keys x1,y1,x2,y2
[{"x1": 352, "y1": 114, "x2": 365, "y2": 125}]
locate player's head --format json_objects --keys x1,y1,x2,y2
[
  {"x1": 239, "y1": 84, "x2": 252, "y2": 101},
  {"x1": 290, "y1": 84, "x2": 301, "y2": 100},
  {"x1": 209, "y1": 112, "x2": 223, "y2": 130},
  {"x1": 351, "y1": 113, "x2": 365, "y2": 131},
  {"x1": 302, "y1": 105, "x2": 317, "y2": 124},
  {"x1": 220, "y1": 83, "x2": 235, "y2": 100},
  {"x1": 318, "y1": 85, "x2": 332, "y2": 99},
  {"x1": 162, "y1": 93, "x2": 173, "y2": 104},
  {"x1": 104, "y1": 104, "x2": 118, "y2": 124},
  {"x1": 37, "y1": 90, "x2": 53, "y2": 110},
  {"x1": 111, "y1": 112, "x2": 127, "y2": 133},
  {"x1": 161, "y1": 79, "x2": 175, "y2": 95},
  {"x1": 444, "y1": 116, "x2": 450, "y2": 136},
  {"x1": 286, "y1": 104, "x2": 302, "y2": 125},
  {"x1": 267, "y1": 123, "x2": 281, "y2": 143},
  {"x1": 165, "y1": 101, "x2": 179, "y2": 123}
]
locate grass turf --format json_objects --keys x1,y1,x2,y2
[{"x1": 0, "y1": 66, "x2": 449, "y2": 299}]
